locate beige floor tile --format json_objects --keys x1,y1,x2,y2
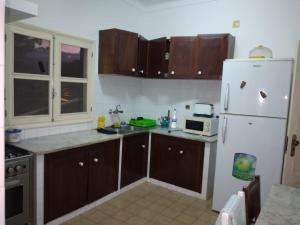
[
  {"x1": 66, "y1": 216, "x2": 95, "y2": 225},
  {"x1": 192, "y1": 219, "x2": 214, "y2": 225},
  {"x1": 151, "y1": 214, "x2": 173, "y2": 225},
  {"x1": 125, "y1": 203, "x2": 146, "y2": 215},
  {"x1": 176, "y1": 195, "x2": 196, "y2": 206},
  {"x1": 144, "y1": 221, "x2": 160, "y2": 225},
  {"x1": 183, "y1": 205, "x2": 207, "y2": 218},
  {"x1": 198, "y1": 211, "x2": 218, "y2": 224},
  {"x1": 168, "y1": 202, "x2": 188, "y2": 212},
  {"x1": 175, "y1": 213, "x2": 197, "y2": 225},
  {"x1": 161, "y1": 207, "x2": 182, "y2": 219},
  {"x1": 126, "y1": 215, "x2": 148, "y2": 225},
  {"x1": 114, "y1": 210, "x2": 134, "y2": 221},
  {"x1": 109, "y1": 197, "x2": 132, "y2": 209},
  {"x1": 135, "y1": 198, "x2": 153, "y2": 207},
  {"x1": 100, "y1": 217, "x2": 125, "y2": 225},
  {"x1": 147, "y1": 202, "x2": 167, "y2": 213},
  {"x1": 120, "y1": 192, "x2": 141, "y2": 202},
  {"x1": 84, "y1": 210, "x2": 110, "y2": 223},
  {"x1": 137, "y1": 208, "x2": 157, "y2": 220},
  {"x1": 155, "y1": 198, "x2": 173, "y2": 207},
  {"x1": 96, "y1": 203, "x2": 121, "y2": 216}
]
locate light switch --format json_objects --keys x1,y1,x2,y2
[{"x1": 232, "y1": 20, "x2": 240, "y2": 28}]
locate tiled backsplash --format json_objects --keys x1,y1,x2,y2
[{"x1": 17, "y1": 76, "x2": 222, "y2": 140}]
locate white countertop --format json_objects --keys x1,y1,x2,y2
[
  {"x1": 10, "y1": 127, "x2": 218, "y2": 155},
  {"x1": 255, "y1": 184, "x2": 300, "y2": 225}
]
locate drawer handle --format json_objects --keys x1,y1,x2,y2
[
  {"x1": 78, "y1": 162, "x2": 84, "y2": 167},
  {"x1": 140, "y1": 70, "x2": 144, "y2": 74},
  {"x1": 131, "y1": 68, "x2": 136, "y2": 72},
  {"x1": 157, "y1": 71, "x2": 161, "y2": 75},
  {"x1": 198, "y1": 70, "x2": 202, "y2": 75},
  {"x1": 141, "y1": 145, "x2": 146, "y2": 149},
  {"x1": 93, "y1": 158, "x2": 99, "y2": 163},
  {"x1": 168, "y1": 147, "x2": 172, "y2": 151},
  {"x1": 179, "y1": 150, "x2": 184, "y2": 154}
]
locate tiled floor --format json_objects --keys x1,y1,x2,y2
[{"x1": 62, "y1": 182, "x2": 218, "y2": 225}]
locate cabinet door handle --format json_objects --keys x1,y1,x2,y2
[
  {"x1": 168, "y1": 147, "x2": 172, "y2": 151},
  {"x1": 157, "y1": 71, "x2": 161, "y2": 75},
  {"x1": 171, "y1": 71, "x2": 175, "y2": 75},
  {"x1": 140, "y1": 70, "x2": 144, "y2": 74},
  {"x1": 141, "y1": 144, "x2": 146, "y2": 149},
  {"x1": 78, "y1": 162, "x2": 84, "y2": 167},
  {"x1": 198, "y1": 70, "x2": 202, "y2": 75},
  {"x1": 224, "y1": 83, "x2": 230, "y2": 111},
  {"x1": 93, "y1": 158, "x2": 99, "y2": 163},
  {"x1": 179, "y1": 150, "x2": 184, "y2": 154},
  {"x1": 131, "y1": 68, "x2": 136, "y2": 72}
]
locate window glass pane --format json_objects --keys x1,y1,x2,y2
[
  {"x1": 14, "y1": 33, "x2": 50, "y2": 75},
  {"x1": 61, "y1": 82, "x2": 87, "y2": 114},
  {"x1": 61, "y1": 44, "x2": 87, "y2": 78},
  {"x1": 14, "y1": 79, "x2": 49, "y2": 116}
]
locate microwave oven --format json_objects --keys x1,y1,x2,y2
[{"x1": 183, "y1": 116, "x2": 219, "y2": 136}]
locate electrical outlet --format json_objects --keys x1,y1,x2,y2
[
  {"x1": 185, "y1": 105, "x2": 190, "y2": 110},
  {"x1": 232, "y1": 20, "x2": 240, "y2": 28}
]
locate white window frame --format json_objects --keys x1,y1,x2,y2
[{"x1": 5, "y1": 24, "x2": 95, "y2": 128}]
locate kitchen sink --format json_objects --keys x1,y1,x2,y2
[{"x1": 113, "y1": 125, "x2": 149, "y2": 134}]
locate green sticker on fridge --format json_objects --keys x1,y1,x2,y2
[{"x1": 232, "y1": 153, "x2": 257, "y2": 181}]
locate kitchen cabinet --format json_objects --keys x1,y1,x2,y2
[
  {"x1": 147, "y1": 37, "x2": 169, "y2": 78},
  {"x1": 99, "y1": 28, "x2": 138, "y2": 76},
  {"x1": 168, "y1": 34, "x2": 235, "y2": 79},
  {"x1": 87, "y1": 141, "x2": 120, "y2": 203},
  {"x1": 137, "y1": 36, "x2": 149, "y2": 77},
  {"x1": 197, "y1": 34, "x2": 235, "y2": 79},
  {"x1": 44, "y1": 139, "x2": 119, "y2": 223},
  {"x1": 168, "y1": 36, "x2": 199, "y2": 78},
  {"x1": 150, "y1": 133, "x2": 205, "y2": 193},
  {"x1": 121, "y1": 133, "x2": 149, "y2": 188}
]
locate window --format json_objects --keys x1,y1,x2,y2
[{"x1": 5, "y1": 25, "x2": 94, "y2": 127}]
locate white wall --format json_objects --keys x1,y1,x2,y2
[{"x1": 11, "y1": 0, "x2": 300, "y2": 138}]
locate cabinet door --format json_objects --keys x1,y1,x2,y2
[
  {"x1": 121, "y1": 133, "x2": 149, "y2": 188},
  {"x1": 175, "y1": 139, "x2": 205, "y2": 193},
  {"x1": 137, "y1": 36, "x2": 149, "y2": 77},
  {"x1": 99, "y1": 29, "x2": 117, "y2": 74},
  {"x1": 150, "y1": 134, "x2": 176, "y2": 184},
  {"x1": 44, "y1": 147, "x2": 88, "y2": 223},
  {"x1": 197, "y1": 34, "x2": 235, "y2": 79},
  {"x1": 87, "y1": 139, "x2": 120, "y2": 203},
  {"x1": 115, "y1": 29, "x2": 138, "y2": 75},
  {"x1": 168, "y1": 37, "x2": 199, "y2": 78},
  {"x1": 148, "y1": 37, "x2": 169, "y2": 78}
]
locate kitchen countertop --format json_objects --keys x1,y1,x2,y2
[
  {"x1": 10, "y1": 127, "x2": 217, "y2": 155},
  {"x1": 255, "y1": 184, "x2": 300, "y2": 225}
]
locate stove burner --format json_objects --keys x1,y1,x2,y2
[{"x1": 5, "y1": 145, "x2": 31, "y2": 160}]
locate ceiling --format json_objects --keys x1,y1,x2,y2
[{"x1": 125, "y1": 0, "x2": 216, "y2": 11}]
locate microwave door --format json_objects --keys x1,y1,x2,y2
[{"x1": 186, "y1": 120, "x2": 204, "y2": 133}]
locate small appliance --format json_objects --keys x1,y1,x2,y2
[
  {"x1": 183, "y1": 116, "x2": 219, "y2": 136},
  {"x1": 194, "y1": 103, "x2": 214, "y2": 117}
]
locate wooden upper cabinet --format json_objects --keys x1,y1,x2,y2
[
  {"x1": 197, "y1": 34, "x2": 235, "y2": 79},
  {"x1": 99, "y1": 28, "x2": 138, "y2": 76},
  {"x1": 168, "y1": 37, "x2": 199, "y2": 78},
  {"x1": 147, "y1": 37, "x2": 169, "y2": 78},
  {"x1": 137, "y1": 36, "x2": 149, "y2": 77}
]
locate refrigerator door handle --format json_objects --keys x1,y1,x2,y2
[
  {"x1": 224, "y1": 83, "x2": 230, "y2": 111},
  {"x1": 222, "y1": 117, "x2": 228, "y2": 144}
]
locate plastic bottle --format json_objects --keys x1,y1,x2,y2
[{"x1": 170, "y1": 108, "x2": 177, "y2": 129}]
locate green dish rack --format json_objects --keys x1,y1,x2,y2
[{"x1": 129, "y1": 118, "x2": 156, "y2": 127}]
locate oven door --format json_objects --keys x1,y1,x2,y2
[{"x1": 5, "y1": 173, "x2": 29, "y2": 225}]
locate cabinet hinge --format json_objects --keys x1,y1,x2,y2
[
  {"x1": 5, "y1": 34, "x2": 7, "y2": 42},
  {"x1": 90, "y1": 106, "x2": 93, "y2": 112},
  {"x1": 91, "y1": 52, "x2": 94, "y2": 58},
  {"x1": 52, "y1": 88, "x2": 56, "y2": 99},
  {"x1": 284, "y1": 136, "x2": 288, "y2": 154}
]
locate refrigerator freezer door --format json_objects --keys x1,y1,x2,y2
[
  {"x1": 220, "y1": 60, "x2": 293, "y2": 118},
  {"x1": 212, "y1": 115, "x2": 287, "y2": 211}
]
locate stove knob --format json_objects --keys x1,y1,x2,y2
[
  {"x1": 15, "y1": 165, "x2": 22, "y2": 172},
  {"x1": 7, "y1": 167, "x2": 14, "y2": 175}
]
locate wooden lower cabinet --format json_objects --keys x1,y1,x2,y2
[
  {"x1": 150, "y1": 133, "x2": 205, "y2": 193},
  {"x1": 87, "y1": 141, "x2": 120, "y2": 203},
  {"x1": 44, "y1": 139, "x2": 120, "y2": 223},
  {"x1": 121, "y1": 133, "x2": 149, "y2": 188}
]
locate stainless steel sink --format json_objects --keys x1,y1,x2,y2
[{"x1": 113, "y1": 125, "x2": 148, "y2": 134}]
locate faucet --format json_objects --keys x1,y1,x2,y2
[{"x1": 109, "y1": 105, "x2": 124, "y2": 115}]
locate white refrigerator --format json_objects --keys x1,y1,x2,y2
[{"x1": 212, "y1": 59, "x2": 293, "y2": 211}]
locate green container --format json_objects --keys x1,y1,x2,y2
[{"x1": 129, "y1": 118, "x2": 156, "y2": 127}]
